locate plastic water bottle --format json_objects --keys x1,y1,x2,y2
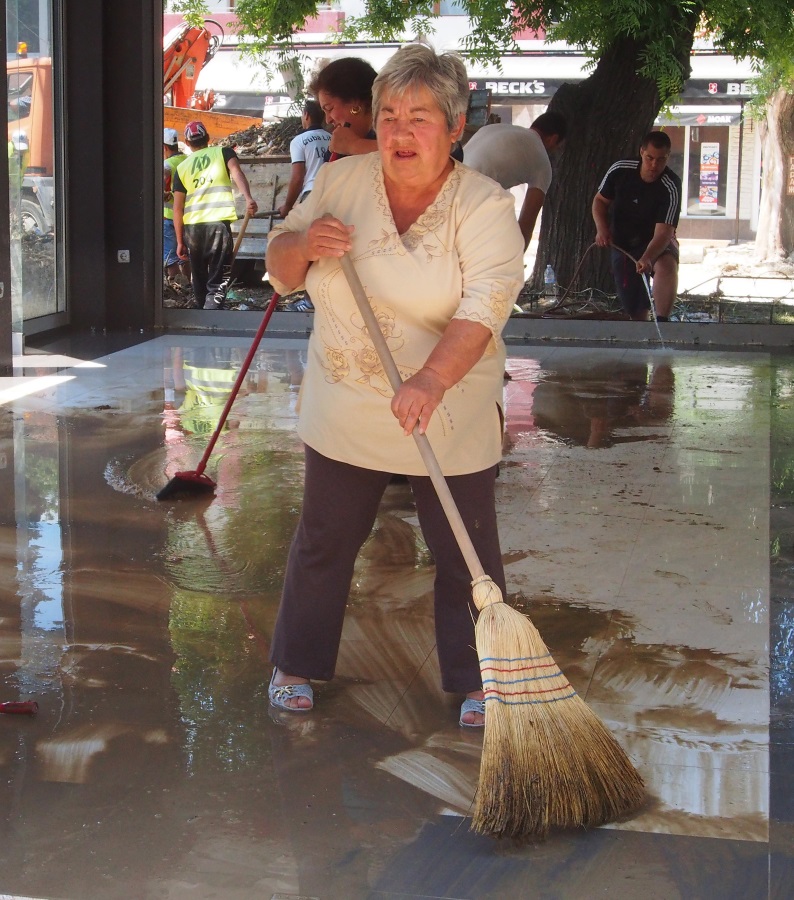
[{"x1": 544, "y1": 264, "x2": 557, "y2": 300}]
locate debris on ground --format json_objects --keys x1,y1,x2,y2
[
  {"x1": 216, "y1": 118, "x2": 307, "y2": 156},
  {"x1": 162, "y1": 242, "x2": 794, "y2": 322},
  {"x1": 162, "y1": 274, "x2": 284, "y2": 311},
  {"x1": 163, "y1": 275, "x2": 195, "y2": 309},
  {"x1": 701, "y1": 242, "x2": 794, "y2": 280}
]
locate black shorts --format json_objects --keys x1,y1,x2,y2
[{"x1": 611, "y1": 242, "x2": 679, "y2": 316}]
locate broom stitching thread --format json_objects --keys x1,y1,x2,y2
[
  {"x1": 483, "y1": 690, "x2": 578, "y2": 705},
  {"x1": 484, "y1": 679, "x2": 573, "y2": 690},
  {"x1": 484, "y1": 669, "x2": 568, "y2": 685},
  {"x1": 481, "y1": 661, "x2": 558, "y2": 673},
  {"x1": 480, "y1": 654, "x2": 554, "y2": 663},
  {"x1": 484, "y1": 681, "x2": 576, "y2": 698}
]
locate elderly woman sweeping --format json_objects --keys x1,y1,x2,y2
[{"x1": 265, "y1": 43, "x2": 525, "y2": 726}]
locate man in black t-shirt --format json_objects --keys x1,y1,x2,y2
[{"x1": 592, "y1": 131, "x2": 682, "y2": 321}]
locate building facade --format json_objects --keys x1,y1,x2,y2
[
  {"x1": 0, "y1": 1, "x2": 772, "y2": 364},
  {"x1": 173, "y1": 2, "x2": 761, "y2": 243}
]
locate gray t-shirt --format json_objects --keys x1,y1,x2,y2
[{"x1": 463, "y1": 125, "x2": 551, "y2": 194}]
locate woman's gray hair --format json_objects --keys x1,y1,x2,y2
[{"x1": 372, "y1": 44, "x2": 469, "y2": 131}]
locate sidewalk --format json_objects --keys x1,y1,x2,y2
[{"x1": 521, "y1": 238, "x2": 794, "y2": 323}]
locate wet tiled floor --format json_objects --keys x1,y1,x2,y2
[{"x1": 0, "y1": 333, "x2": 792, "y2": 899}]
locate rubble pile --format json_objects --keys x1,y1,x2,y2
[
  {"x1": 704, "y1": 242, "x2": 794, "y2": 280},
  {"x1": 163, "y1": 274, "x2": 195, "y2": 309},
  {"x1": 217, "y1": 118, "x2": 305, "y2": 156}
]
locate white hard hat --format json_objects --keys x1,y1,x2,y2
[{"x1": 11, "y1": 130, "x2": 28, "y2": 150}]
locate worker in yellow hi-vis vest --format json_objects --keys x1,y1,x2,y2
[
  {"x1": 172, "y1": 120, "x2": 258, "y2": 310},
  {"x1": 163, "y1": 127, "x2": 190, "y2": 286}
]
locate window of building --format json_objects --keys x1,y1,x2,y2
[
  {"x1": 687, "y1": 125, "x2": 729, "y2": 216},
  {"x1": 661, "y1": 124, "x2": 730, "y2": 218}
]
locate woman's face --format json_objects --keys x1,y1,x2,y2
[
  {"x1": 376, "y1": 85, "x2": 463, "y2": 189},
  {"x1": 317, "y1": 90, "x2": 371, "y2": 137}
]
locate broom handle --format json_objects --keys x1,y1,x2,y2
[
  {"x1": 194, "y1": 289, "x2": 280, "y2": 475},
  {"x1": 232, "y1": 211, "x2": 252, "y2": 262},
  {"x1": 339, "y1": 255, "x2": 487, "y2": 583}
]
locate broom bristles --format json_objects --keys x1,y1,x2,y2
[{"x1": 471, "y1": 588, "x2": 646, "y2": 840}]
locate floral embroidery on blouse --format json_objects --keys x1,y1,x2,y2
[
  {"x1": 453, "y1": 279, "x2": 519, "y2": 341},
  {"x1": 320, "y1": 292, "x2": 404, "y2": 396},
  {"x1": 324, "y1": 346, "x2": 349, "y2": 383},
  {"x1": 360, "y1": 157, "x2": 459, "y2": 262}
]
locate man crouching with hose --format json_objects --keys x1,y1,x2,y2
[{"x1": 592, "y1": 131, "x2": 682, "y2": 322}]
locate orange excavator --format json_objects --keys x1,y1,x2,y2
[{"x1": 163, "y1": 19, "x2": 262, "y2": 139}]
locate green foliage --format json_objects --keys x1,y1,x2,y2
[
  {"x1": 338, "y1": 1, "x2": 437, "y2": 45},
  {"x1": 746, "y1": 55, "x2": 794, "y2": 119},
  {"x1": 166, "y1": 0, "x2": 210, "y2": 29},
  {"x1": 337, "y1": 14, "x2": 438, "y2": 46},
  {"x1": 704, "y1": 0, "x2": 794, "y2": 61},
  {"x1": 234, "y1": 0, "x2": 323, "y2": 42},
  {"x1": 168, "y1": 0, "x2": 794, "y2": 108},
  {"x1": 169, "y1": 590, "x2": 277, "y2": 773}
]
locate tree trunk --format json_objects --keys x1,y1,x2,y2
[
  {"x1": 534, "y1": 34, "x2": 692, "y2": 294},
  {"x1": 755, "y1": 88, "x2": 794, "y2": 260}
]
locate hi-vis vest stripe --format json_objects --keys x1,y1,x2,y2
[
  {"x1": 163, "y1": 154, "x2": 186, "y2": 220},
  {"x1": 177, "y1": 146, "x2": 237, "y2": 225},
  {"x1": 183, "y1": 364, "x2": 238, "y2": 396}
]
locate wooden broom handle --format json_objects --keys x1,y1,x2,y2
[
  {"x1": 339, "y1": 255, "x2": 487, "y2": 583},
  {"x1": 232, "y1": 210, "x2": 252, "y2": 261}
]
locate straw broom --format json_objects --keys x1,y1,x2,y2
[
  {"x1": 473, "y1": 586, "x2": 646, "y2": 837},
  {"x1": 339, "y1": 255, "x2": 646, "y2": 840}
]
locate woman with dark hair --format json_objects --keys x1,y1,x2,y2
[{"x1": 309, "y1": 57, "x2": 377, "y2": 158}]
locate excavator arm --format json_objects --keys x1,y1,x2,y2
[
  {"x1": 164, "y1": 20, "x2": 223, "y2": 109},
  {"x1": 163, "y1": 19, "x2": 262, "y2": 141}
]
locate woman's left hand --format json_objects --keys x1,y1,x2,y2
[
  {"x1": 391, "y1": 367, "x2": 447, "y2": 436},
  {"x1": 329, "y1": 124, "x2": 376, "y2": 157}
]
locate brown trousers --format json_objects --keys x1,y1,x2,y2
[{"x1": 270, "y1": 445, "x2": 506, "y2": 694}]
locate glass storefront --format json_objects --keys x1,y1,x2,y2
[
  {"x1": 6, "y1": 0, "x2": 63, "y2": 335},
  {"x1": 687, "y1": 125, "x2": 729, "y2": 216},
  {"x1": 660, "y1": 124, "x2": 732, "y2": 218}
]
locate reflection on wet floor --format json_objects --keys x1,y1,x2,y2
[{"x1": 0, "y1": 336, "x2": 790, "y2": 898}]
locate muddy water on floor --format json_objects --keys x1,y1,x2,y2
[{"x1": 0, "y1": 344, "x2": 772, "y2": 896}]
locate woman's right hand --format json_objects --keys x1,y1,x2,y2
[
  {"x1": 391, "y1": 367, "x2": 448, "y2": 436},
  {"x1": 303, "y1": 215, "x2": 354, "y2": 260}
]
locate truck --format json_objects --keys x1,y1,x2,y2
[{"x1": 7, "y1": 53, "x2": 55, "y2": 234}]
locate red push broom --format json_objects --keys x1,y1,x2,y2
[
  {"x1": 339, "y1": 254, "x2": 646, "y2": 840},
  {"x1": 156, "y1": 286, "x2": 281, "y2": 500},
  {"x1": 1, "y1": 701, "x2": 38, "y2": 714}
]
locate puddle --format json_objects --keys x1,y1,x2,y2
[{"x1": 0, "y1": 342, "x2": 777, "y2": 896}]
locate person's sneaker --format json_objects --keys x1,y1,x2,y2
[
  {"x1": 203, "y1": 298, "x2": 225, "y2": 310},
  {"x1": 285, "y1": 296, "x2": 314, "y2": 312}
]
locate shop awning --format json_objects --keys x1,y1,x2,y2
[{"x1": 655, "y1": 105, "x2": 745, "y2": 126}]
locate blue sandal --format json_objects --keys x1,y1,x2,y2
[
  {"x1": 459, "y1": 697, "x2": 485, "y2": 728},
  {"x1": 268, "y1": 668, "x2": 314, "y2": 712}
]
